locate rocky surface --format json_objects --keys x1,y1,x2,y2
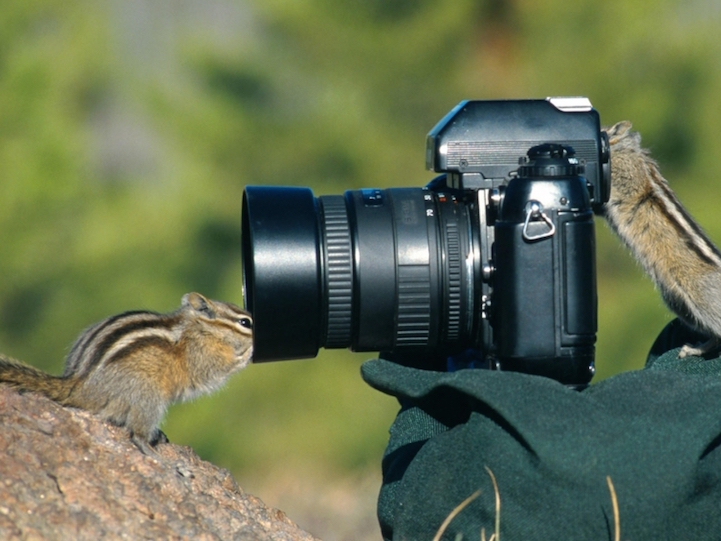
[{"x1": 0, "y1": 386, "x2": 319, "y2": 540}]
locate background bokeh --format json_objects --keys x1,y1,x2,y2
[{"x1": 2, "y1": 1, "x2": 720, "y2": 539}]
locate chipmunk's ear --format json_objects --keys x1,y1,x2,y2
[
  {"x1": 182, "y1": 292, "x2": 214, "y2": 316},
  {"x1": 605, "y1": 121, "x2": 635, "y2": 143}
]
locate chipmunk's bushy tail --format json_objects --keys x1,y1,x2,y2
[{"x1": 0, "y1": 355, "x2": 75, "y2": 402}]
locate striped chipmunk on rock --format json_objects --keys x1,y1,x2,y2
[
  {"x1": 0, "y1": 292, "x2": 253, "y2": 453},
  {"x1": 604, "y1": 122, "x2": 721, "y2": 358}
]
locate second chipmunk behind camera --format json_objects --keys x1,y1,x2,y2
[
  {"x1": 605, "y1": 122, "x2": 721, "y2": 358},
  {"x1": 0, "y1": 292, "x2": 253, "y2": 453}
]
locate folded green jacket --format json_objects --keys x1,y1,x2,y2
[{"x1": 362, "y1": 320, "x2": 721, "y2": 540}]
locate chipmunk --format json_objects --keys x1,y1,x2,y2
[
  {"x1": 604, "y1": 121, "x2": 721, "y2": 358},
  {"x1": 0, "y1": 292, "x2": 253, "y2": 453}
]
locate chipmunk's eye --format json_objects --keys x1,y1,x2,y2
[{"x1": 238, "y1": 317, "x2": 253, "y2": 329}]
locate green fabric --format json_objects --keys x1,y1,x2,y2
[{"x1": 362, "y1": 319, "x2": 721, "y2": 540}]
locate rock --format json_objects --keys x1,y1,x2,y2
[{"x1": 0, "y1": 387, "x2": 319, "y2": 541}]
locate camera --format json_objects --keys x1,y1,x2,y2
[{"x1": 241, "y1": 97, "x2": 610, "y2": 384}]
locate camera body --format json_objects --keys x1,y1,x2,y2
[{"x1": 242, "y1": 98, "x2": 610, "y2": 385}]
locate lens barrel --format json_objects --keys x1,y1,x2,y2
[{"x1": 242, "y1": 186, "x2": 477, "y2": 361}]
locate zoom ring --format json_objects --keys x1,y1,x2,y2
[
  {"x1": 321, "y1": 196, "x2": 353, "y2": 347},
  {"x1": 396, "y1": 265, "x2": 431, "y2": 346}
]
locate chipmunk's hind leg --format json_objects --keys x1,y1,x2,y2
[
  {"x1": 679, "y1": 336, "x2": 721, "y2": 359},
  {"x1": 149, "y1": 428, "x2": 169, "y2": 445},
  {"x1": 130, "y1": 433, "x2": 157, "y2": 455},
  {"x1": 122, "y1": 395, "x2": 167, "y2": 453}
]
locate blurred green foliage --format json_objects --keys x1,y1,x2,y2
[{"x1": 1, "y1": 0, "x2": 720, "y2": 482}]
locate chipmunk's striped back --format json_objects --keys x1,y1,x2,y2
[
  {"x1": 63, "y1": 311, "x2": 183, "y2": 378},
  {"x1": 0, "y1": 292, "x2": 253, "y2": 452},
  {"x1": 604, "y1": 122, "x2": 721, "y2": 357},
  {"x1": 0, "y1": 308, "x2": 190, "y2": 433},
  {"x1": 605, "y1": 122, "x2": 721, "y2": 270}
]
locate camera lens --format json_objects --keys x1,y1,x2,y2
[{"x1": 242, "y1": 186, "x2": 478, "y2": 361}]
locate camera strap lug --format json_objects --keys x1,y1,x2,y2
[{"x1": 522, "y1": 200, "x2": 556, "y2": 242}]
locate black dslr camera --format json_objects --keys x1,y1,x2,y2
[{"x1": 241, "y1": 98, "x2": 610, "y2": 385}]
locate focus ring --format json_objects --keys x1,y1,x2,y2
[
  {"x1": 321, "y1": 196, "x2": 353, "y2": 347},
  {"x1": 444, "y1": 220, "x2": 462, "y2": 341}
]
